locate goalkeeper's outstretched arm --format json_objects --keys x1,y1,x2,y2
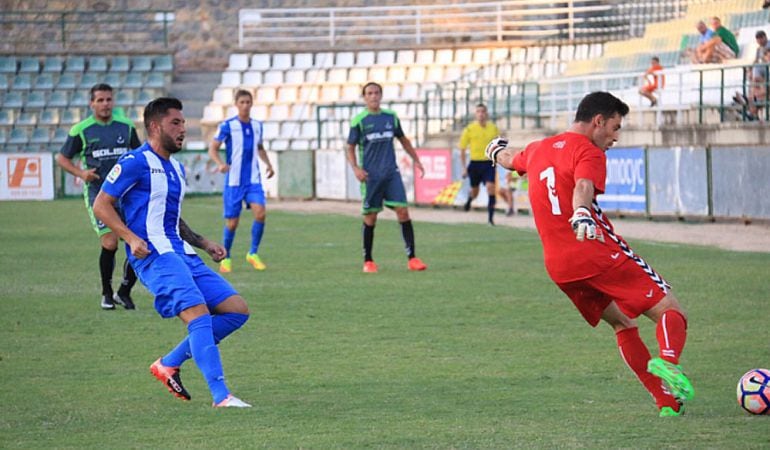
[{"x1": 484, "y1": 136, "x2": 519, "y2": 170}]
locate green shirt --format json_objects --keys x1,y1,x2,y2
[{"x1": 716, "y1": 26, "x2": 739, "y2": 56}]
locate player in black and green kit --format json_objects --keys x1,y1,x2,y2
[
  {"x1": 56, "y1": 84, "x2": 142, "y2": 310},
  {"x1": 346, "y1": 82, "x2": 428, "y2": 273}
]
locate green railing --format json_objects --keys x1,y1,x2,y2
[
  {"x1": 316, "y1": 101, "x2": 426, "y2": 149},
  {"x1": 0, "y1": 10, "x2": 174, "y2": 52},
  {"x1": 697, "y1": 63, "x2": 769, "y2": 124}
]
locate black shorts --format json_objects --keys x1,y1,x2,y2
[{"x1": 467, "y1": 161, "x2": 495, "y2": 187}]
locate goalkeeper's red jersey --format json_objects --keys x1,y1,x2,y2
[{"x1": 513, "y1": 131, "x2": 626, "y2": 283}]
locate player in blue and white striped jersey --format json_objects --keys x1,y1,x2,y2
[
  {"x1": 94, "y1": 97, "x2": 252, "y2": 408},
  {"x1": 208, "y1": 90, "x2": 275, "y2": 273}
]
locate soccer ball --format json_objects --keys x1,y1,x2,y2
[{"x1": 737, "y1": 368, "x2": 770, "y2": 415}]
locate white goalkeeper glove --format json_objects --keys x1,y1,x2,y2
[
  {"x1": 569, "y1": 206, "x2": 597, "y2": 241},
  {"x1": 484, "y1": 136, "x2": 508, "y2": 166}
]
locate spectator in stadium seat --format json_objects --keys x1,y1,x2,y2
[
  {"x1": 208, "y1": 89, "x2": 274, "y2": 274},
  {"x1": 639, "y1": 56, "x2": 665, "y2": 107},
  {"x1": 736, "y1": 38, "x2": 770, "y2": 121},
  {"x1": 695, "y1": 16, "x2": 739, "y2": 63},
  {"x1": 486, "y1": 91, "x2": 693, "y2": 417},
  {"x1": 56, "y1": 83, "x2": 141, "y2": 310},
  {"x1": 346, "y1": 81, "x2": 427, "y2": 273},
  {"x1": 459, "y1": 103, "x2": 501, "y2": 224},
  {"x1": 687, "y1": 20, "x2": 714, "y2": 63},
  {"x1": 94, "y1": 97, "x2": 252, "y2": 408}
]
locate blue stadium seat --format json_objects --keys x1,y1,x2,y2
[
  {"x1": 70, "y1": 91, "x2": 89, "y2": 108},
  {"x1": 43, "y1": 56, "x2": 64, "y2": 73},
  {"x1": 8, "y1": 128, "x2": 30, "y2": 145},
  {"x1": 60, "y1": 108, "x2": 82, "y2": 126},
  {"x1": 3, "y1": 91, "x2": 24, "y2": 108},
  {"x1": 110, "y1": 56, "x2": 130, "y2": 72},
  {"x1": 78, "y1": 73, "x2": 98, "y2": 89},
  {"x1": 51, "y1": 127, "x2": 68, "y2": 145},
  {"x1": 124, "y1": 73, "x2": 144, "y2": 89},
  {"x1": 11, "y1": 74, "x2": 32, "y2": 90},
  {"x1": 115, "y1": 90, "x2": 135, "y2": 107},
  {"x1": 65, "y1": 56, "x2": 85, "y2": 73},
  {"x1": 57, "y1": 72, "x2": 77, "y2": 90},
  {"x1": 0, "y1": 109, "x2": 14, "y2": 126},
  {"x1": 0, "y1": 128, "x2": 7, "y2": 146},
  {"x1": 39, "y1": 109, "x2": 60, "y2": 126},
  {"x1": 88, "y1": 56, "x2": 108, "y2": 73},
  {"x1": 18, "y1": 57, "x2": 40, "y2": 73},
  {"x1": 136, "y1": 89, "x2": 153, "y2": 105},
  {"x1": 131, "y1": 55, "x2": 153, "y2": 72},
  {"x1": 16, "y1": 112, "x2": 37, "y2": 126},
  {"x1": 48, "y1": 91, "x2": 70, "y2": 108},
  {"x1": 0, "y1": 56, "x2": 16, "y2": 73},
  {"x1": 0, "y1": 74, "x2": 8, "y2": 90},
  {"x1": 153, "y1": 54, "x2": 173, "y2": 72},
  {"x1": 144, "y1": 72, "x2": 165, "y2": 88},
  {"x1": 30, "y1": 127, "x2": 51, "y2": 145},
  {"x1": 33, "y1": 73, "x2": 56, "y2": 90},
  {"x1": 104, "y1": 72, "x2": 124, "y2": 88},
  {"x1": 25, "y1": 91, "x2": 47, "y2": 109}
]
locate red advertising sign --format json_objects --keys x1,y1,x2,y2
[{"x1": 414, "y1": 148, "x2": 452, "y2": 204}]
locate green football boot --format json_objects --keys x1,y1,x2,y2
[{"x1": 648, "y1": 357, "x2": 695, "y2": 402}]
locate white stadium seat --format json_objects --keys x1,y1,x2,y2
[
  {"x1": 242, "y1": 71, "x2": 263, "y2": 86},
  {"x1": 250, "y1": 54, "x2": 271, "y2": 71},
  {"x1": 228, "y1": 54, "x2": 249, "y2": 71},
  {"x1": 335, "y1": 52, "x2": 355, "y2": 67},
  {"x1": 272, "y1": 53, "x2": 292, "y2": 70},
  {"x1": 435, "y1": 49, "x2": 454, "y2": 65},
  {"x1": 415, "y1": 49, "x2": 434, "y2": 64},
  {"x1": 356, "y1": 51, "x2": 376, "y2": 67},
  {"x1": 220, "y1": 71, "x2": 241, "y2": 87},
  {"x1": 294, "y1": 53, "x2": 314, "y2": 69},
  {"x1": 376, "y1": 50, "x2": 396, "y2": 65}
]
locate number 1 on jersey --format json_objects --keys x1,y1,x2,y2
[{"x1": 539, "y1": 166, "x2": 562, "y2": 215}]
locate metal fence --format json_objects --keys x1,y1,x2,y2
[
  {"x1": 0, "y1": 10, "x2": 174, "y2": 53},
  {"x1": 239, "y1": 0, "x2": 696, "y2": 49}
]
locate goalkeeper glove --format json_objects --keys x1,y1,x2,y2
[
  {"x1": 569, "y1": 206, "x2": 597, "y2": 241},
  {"x1": 484, "y1": 136, "x2": 508, "y2": 166}
]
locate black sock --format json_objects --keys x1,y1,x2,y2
[
  {"x1": 488, "y1": 195, "x2": 496, "y2": 223},
  {"x1": 400, "y1": 220, "x2": 416, "y2": 259},
  {"x1": 117, "y1": 259, "x2": 137, "y2": 296},
  {"x1": 362, "y1": 223, "x2": 375, "y2": 262},
  {"x1": 99, "y1": 247, "x2": 117, "y2": 297}
]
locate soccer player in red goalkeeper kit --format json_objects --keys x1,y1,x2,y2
[{"x1": 485, "y1": 91, "x2": 694, "y2": 417}]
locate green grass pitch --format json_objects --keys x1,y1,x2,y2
[{"x1": 1, "y1": 196, "x2": 768, "y2": 448}]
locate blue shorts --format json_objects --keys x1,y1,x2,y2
[
  {"x1": 361, "y1": 170, "x2": 408, "y2": 214},
  {"x1": 223, "y1": 183, "x2": 266, "y2": 219},
  {"x1": 135, "y1": 252, "x2": 238, "y2": 319},
  {"x1": 467, "y1": 161, "x2": 496, "y2": 187}
]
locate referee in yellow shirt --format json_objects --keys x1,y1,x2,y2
[{"x1": 459, "y1": 103, "x2": 501, "y2": 225}]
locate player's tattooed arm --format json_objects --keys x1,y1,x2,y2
[
  {"x1": 179, "y1": 218, "x2": 206, "y2": 248},
  {"x1": 179, "y1": 218, "x2": 227, "y2": 262}
]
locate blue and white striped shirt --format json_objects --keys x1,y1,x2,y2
[
  {"x1": 215, "y1": 116, "x2": 264, "y2": 187},
  {"x1": 101, "y1": 142, "x2": 196, "y2": 270}
]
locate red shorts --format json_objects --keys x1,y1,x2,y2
[
  {"x1": 641, "y1": 84, "x2": 657, "y2": 94},
  {"x1": 556, "y1": 256, "x2": 669, "y2": 327}
]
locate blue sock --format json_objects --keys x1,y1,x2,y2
[
  {"x1": 187, "y1": 315, "x2": 229, "y2": 404},
  {"x1": 250, "y1": 220, "x2": 265, "y2": 255},
  {"x1": 161, "y1": 313, "x2": 249, "y2": 368},
  {"x1": 223, "y1": 226, "x2": 235, "y2": 258}
]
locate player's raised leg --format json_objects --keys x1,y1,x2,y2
[
  {"x1": 603, "y1": 303, "x2": 684, "y2": 416},
  {"x1": 645, "y1": 294, "x2": 694, "y2": 402}
]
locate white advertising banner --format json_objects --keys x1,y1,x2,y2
[
  {"x1": 315, "y1": 150, "x2": 347, "y2": 200},
  {"x1": 0, "y1": 153, "x2": 55, "y2": 200}
]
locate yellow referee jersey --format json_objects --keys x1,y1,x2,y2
[{"x1": 459, "y1": 121, "x2": 500, "y2": 161}]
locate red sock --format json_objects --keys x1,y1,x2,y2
[
  {"x1": 616, "y1": 327, "x2": 678, "y2": 410},
  {"x1": 656, "y1": 310, "x2": 687, "y2": 364}
]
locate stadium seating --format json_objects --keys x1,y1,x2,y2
[{"x1": 0, "y1": 53, "x2": 173, "y2": 152}]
